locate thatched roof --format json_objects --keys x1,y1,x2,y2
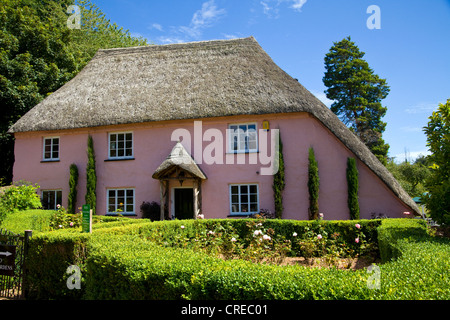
[
  {"x1": 8, "y1": 36, "x2": 419, "y2": 214},
  {"x1": 152, "y1": 142, "x2": 207, "y2": 180}
]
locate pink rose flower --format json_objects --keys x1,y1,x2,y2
[
  {"x1": 355, "y1": 223, "x2": 361, "y2": 229},
  {"x1": 355, "y1": 237, "x2": 360, "y2": 243},
  {"x1": 317, "y1": 234, "x2": 322, "y2": 240}
]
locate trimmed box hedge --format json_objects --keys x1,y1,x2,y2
[{"x1": 21, "y1": 215, "x2": 450, "y2": 300}]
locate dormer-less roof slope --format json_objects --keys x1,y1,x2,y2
[{"x1": 8, "y1": 37, "x2": 419, "y2": 214}]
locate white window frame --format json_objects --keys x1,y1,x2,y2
[
  {"x1": 108, "y1": 132, "x2": 134, "y2": 160},
  {"x1": 41, "y1": 190, "x2": 62, "y2": 210},
  {"x1": 228, "y1": 123, "x2": 258, "y2": 153},
  {"x1": 229, "y1": 184, "x2": 259, "y2": 216},
  {"x1": 107, "y1": 188, "x2": 135, "y2": 215},
  {"x1": 43, "y1": 137, "x2": 60, "y2": 161}
]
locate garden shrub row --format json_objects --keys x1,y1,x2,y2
[{"x1": 22, "y1": 214, "x2": 449, "y2": 300}]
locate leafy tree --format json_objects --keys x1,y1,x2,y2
[
  {"x1": 323, "y1": 37, "x2": 390, "y2": 165},
  {"x1": 386, "y1": 156, "x2": 431, "y2": 198},
  {"x1": 307, "y1": 147, "x2": 319, "y2": 220},
  {"x1": 0, "y1": 0, "x2": 148, "y2": 185},
  {"x1": 423, "y1": 99, "x2": 450, "y2": 225},
  {"x1": 346, "y1": 157, "x2": 360, "y2": 220}
]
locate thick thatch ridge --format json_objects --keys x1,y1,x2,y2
[{"x1": 8, "y1": 36, "x2": 419, "y2": 214}]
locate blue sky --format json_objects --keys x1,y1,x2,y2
[{"x1": 91, "y1": 0, "x2": 450, "y2": 162}]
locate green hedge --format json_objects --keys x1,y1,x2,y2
[
  {"x1": 0, "y1": 210, "x2": 55, "y2": 234},
  {"x1": 25, "y1": 230, "x2": 90, "y2": 300},
  {"x1": 377, "y1": 218, "x2": 427, "y2": 262},
  {"x1": 22, "y1": 216, "x2": 450, "y2": 300}
]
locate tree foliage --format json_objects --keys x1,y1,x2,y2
[
  {"x1": 423, "y1": 99, "x2": 450, "y2": 225},
  {"x1": 307, "y1": 147, "x2": 319, "y2": 220},
  {"x1": 386, "y1": 156, "x2": 431, "y2": 198},
  {"x1": 323, "y1": 37, "x2": 390, "y2": 165},
  {"x1": 0, "y1": 0, "x2": 148, "y2": 185}
]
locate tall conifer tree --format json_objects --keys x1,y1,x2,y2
[{"x1": 323, "y1": 37, "x2": 390, "y2": 165}]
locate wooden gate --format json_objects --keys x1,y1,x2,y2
[{"x1": 0, "y1": 229, "x2": 32, "y2": 300}]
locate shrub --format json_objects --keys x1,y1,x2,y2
[
  {"x1": 347, "y1": 158, "x2": 360, "y2": 219},
  {"x1": 272, "y1": 132, "x2": 285, "y2": 219},
  {"x1": 26, "y1": 230, "x2": 90, "y2": 300},
  {"x1": 140, "y1": 201, "x2": 160, "y2": 221},
  {"x1": 308, "y1": 147, "x2": 320, "y2": 220},
  {"x1": 0, "y1": 181, "x2": 42, "y2": 224},
  {"x1": 85, "y1": 135, "x2": 96, "y2": 215},
  {"x1": 68, "y1": 164, "x2": 79, "y2": 214}
]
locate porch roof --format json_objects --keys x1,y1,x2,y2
[{"x1": 152, "y1": 142, "x2": 207, "y2": 180}]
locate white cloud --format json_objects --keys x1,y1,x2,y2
[
  {"x1": 392, "y1": 150, "x2": 430, "y2": 163},
  {"x1": 150, "y1": 23, "x2": 163, "y2": 32},
  {"x1": 404, "y1": 102, "x2": 440, "y2": 114},
  {"x1": 290, "y1": 0, "x2": 307, "y2": 11},
  {"x1": 400, "y1": 126, "x2": 423, "y2": 133},
  {"x1": 180, "y1": 0, "x2": 226, "y2": 38},
  {"x1": 261, "y1": 0, "x2": 307, "y2": 17}
]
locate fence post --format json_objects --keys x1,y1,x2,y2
[{"x1": 22, "y1": 230, "x2": 32, "y2": 299}]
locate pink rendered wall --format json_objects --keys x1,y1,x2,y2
[{"x1": 13, "y1": 113, "x2": 413, "y2": 219}]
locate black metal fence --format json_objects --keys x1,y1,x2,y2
[{"x1": 0, "y1": 229, "x2": 32, "y2": 300}]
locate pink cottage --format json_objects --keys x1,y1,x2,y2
[{"x1": 8, "y1": 37, "x2": 419, "y2": 220}]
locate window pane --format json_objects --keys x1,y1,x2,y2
[
  {"x1": 126, "y1": 148, "x2": 132, "y2": 157},
  {"x1": 126, "y1": 204, "x2": 134, "y2": 212},
  {"x1": 241, "y1": 204, "x2": 248, "y2": 213},
  {"x1": 109, "y1": 190, "x2": 116, "y2": 198},
  {"x1": 52, "y1": 151, "x2": 59, "y2": 159},
  {"x1": 126, "y1": 190, "x2": 133, "y2": 197},
  {"x1": 118, "y1": 149, "x2": 124, "y2": 157},
  {"x1": 231, "y1": 204, "x2": 238, "y2": 212},
  {"x1": 108, "y1": 205, "x2": 116, "y2": 213},
  {"x1": 126, "y1": 133, "x2": 132, "y2": 141},
  {"x1": 250, "y1": 204, "x2": 258, "y2": 212},
  {"x1": 231, "y1": 195, "x2": 239, "y2": 203},
  {"x1": 231, "y1": 186, "x2": 238, "y2": 195},
  {"x1": 110, "y1": 134, "x2": 117, "y2": 142},
  {"x1": 240, "y1": 185, "x2": 248, "y2": 194},
  {"x1": 118, "y1": 134, "x2": 124, "y2": 142},
  {"x1": 239, "y1": 125, "x2": 247, "y2": 133},
  {"x1": 250, "y1": 194, "x2": 257, "y2": 203},
  {"x1": 241, "y1": 195, "x2": 248, "y2": 203},
  {"x1": 250, "y1": 185, "x2": 257, "y2": 194},
  {"x1": 56, "y1": 191, "x2": 62, "y2": 207}
]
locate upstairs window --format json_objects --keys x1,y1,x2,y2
[
  {"x1": 228, "y1": 123, "x2": 257, "y2": 153},
  {"x1": 43, "y1": 137, "x2": 60, "y2": 161},
  {"x1": 109, "y1": 132, "x2": 133, "y2": 159}
]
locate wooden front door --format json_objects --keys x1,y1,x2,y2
[{"x1": 174, "y1": 188, "x2": 194, "y2": 220}]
